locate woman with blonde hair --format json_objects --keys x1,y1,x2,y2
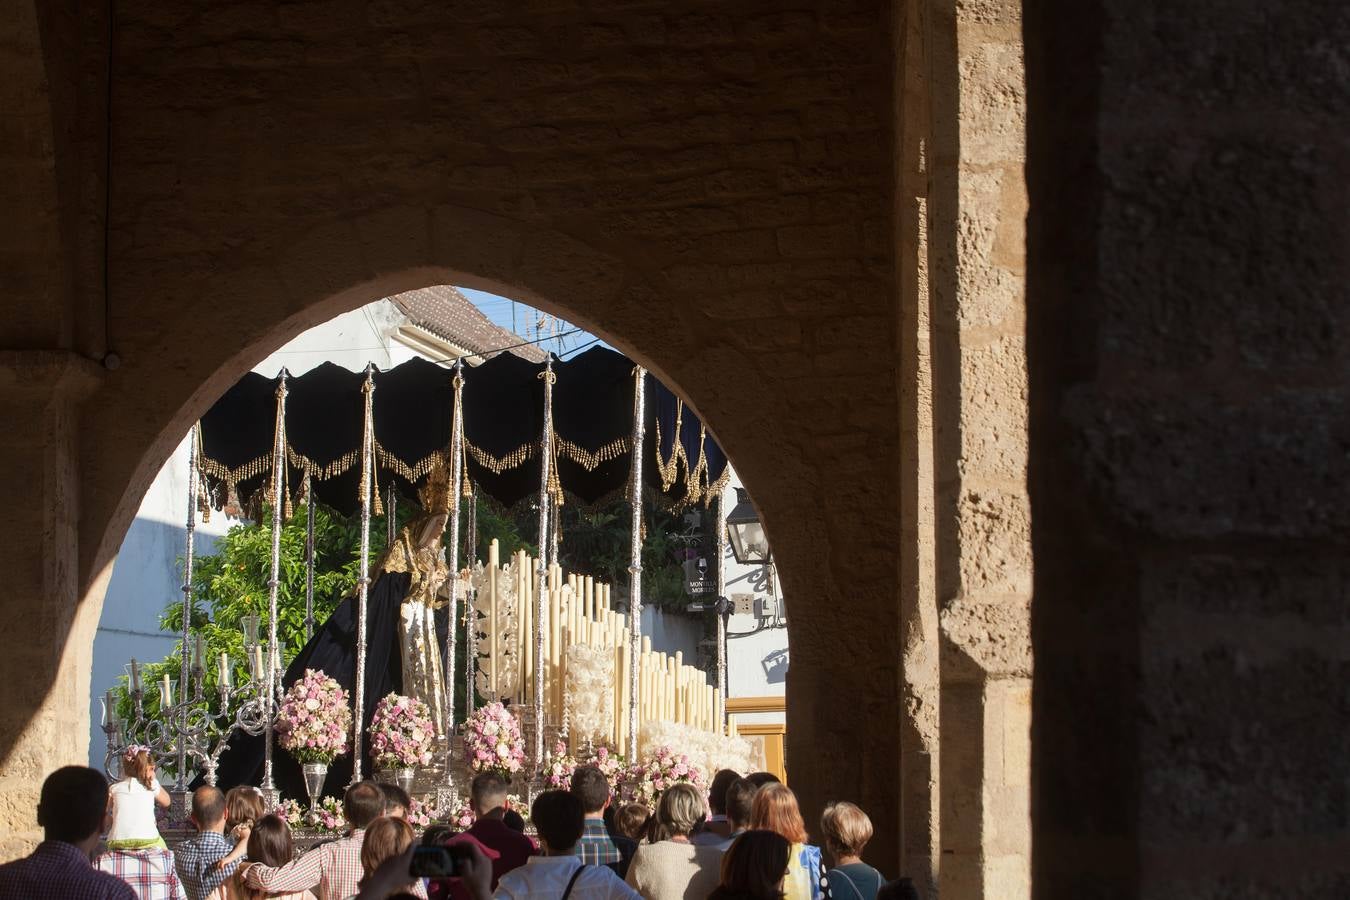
[
  {"x1": 106, "y1": 745, "x2": 172, "y2": 850},
  {"x1": 625, "y1": 783, "x2": 724, "y2": 900},
  {"x1": 818, "y1": 803, "x2": 883, "y2": 900},
  {"x1": 749, "y1": 784, "x2": 823, "y2": 900}
]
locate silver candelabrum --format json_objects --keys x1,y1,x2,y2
[{"x1": 101, "y1": 613, "x2": 283, "y2": 818}]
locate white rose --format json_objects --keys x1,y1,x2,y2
[
  {"x1": 305, "y1": 698, "x2": 320, "y2": 711},
  {"x1": 497, "y1": 743, "x2": 510, "y2": 759}
]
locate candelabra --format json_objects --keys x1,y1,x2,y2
[{"x1": 102, "y1": 614, "x2": 282, "y2": 817}]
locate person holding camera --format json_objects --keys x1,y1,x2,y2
[{"x1": 357, "y1": 791, "x2": 639, "y2": 900}]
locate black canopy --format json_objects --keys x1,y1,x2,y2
[{"x1": 198, "y1": 347, "x2": 729, "y2": 515}]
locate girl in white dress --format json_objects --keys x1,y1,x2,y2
[{"x1": 106, "y1": 745, "x2": 172, "y2": 850}]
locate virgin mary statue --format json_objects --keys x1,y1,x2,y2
[{"x1": 212, "y1": 461, "x2": 454, "y2": 800}]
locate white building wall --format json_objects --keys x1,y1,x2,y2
[{"x1": 720, "y1": 471, "x2": 788, "y2": 727}]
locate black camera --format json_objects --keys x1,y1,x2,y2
[{"x1": 409, "y1": 844, "x2": 470, "y2": 879}]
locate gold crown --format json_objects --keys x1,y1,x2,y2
[{"x1": 417, "y1": 456, "x2": 453, "y2": 516}]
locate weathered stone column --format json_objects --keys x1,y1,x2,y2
[
  {"x1": 928, "y1": 0, "x2": 1032, "y2": 897},
  {"x1": 896, "y1": 0, "x2": 940, "y2": 893},
  {"x1": 0, "y1": 352, "x2": 102, "y2": 858},
  {"x1": 1025, "y1": 0, "x2": 1350, "y2": 896}
]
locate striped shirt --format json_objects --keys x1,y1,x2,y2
[
  {"x1": 575, "y1": 819, "x2": 622, "y2": 866},
  {"x1": 94, "y1": 847, "x2": 187, "y2": 900}
]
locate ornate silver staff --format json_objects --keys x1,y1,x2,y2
[
  {"x1": 627, "y1": 367, "x2": 646, "y2": 760},
  {"x1": 534, "y1": 357, "x2": 556, "y2": 770},
  {"x1": 352, "y1": 364, "x2": 376, "y2": 783},
  {"x1": 444, "y1": 359, "x2": 465, "y2": 756},
  {"x1": 261, "y1": 371, "x2": 289, "y2": 806},
  {"x1": 304, "y1": 473, "x2": 316, "y2": 642}
]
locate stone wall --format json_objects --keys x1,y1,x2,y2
[
  {"x1": 1026, "y1": 0, "x2": 1350, "y2": 896},
  {"x1": 0, "y1": 0, "x2": 910, "y2": 872}
]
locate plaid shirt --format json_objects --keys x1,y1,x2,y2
[
  {"x1": 95, "y1": 847, "x2": 187, "y2": 900},
  {"x1": 172, "y1": 831, "x2": 236, "y2": 900},
  {"x1": 575, "y1": 818, "x2": 622, "y2": 866},
  {"x1": 244, "y1": 830, "x2": 427, "y2": 900},
  {"x1": 0, "y1": 840, "x2": 137, "y2": 900}
]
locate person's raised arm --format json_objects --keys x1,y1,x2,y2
[{"x1": 245, "y1": 841, "x2": 327, "y2": 893}]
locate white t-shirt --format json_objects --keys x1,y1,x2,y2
[{"x1": 107, "y1": 776, "x2": 162, "y2": 843}]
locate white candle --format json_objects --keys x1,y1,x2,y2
[
  {"x1": 219, "y1": 652, "x2": 232, "y2": 688},
  {"x1": 193, "y1": 635, "x2": 207, "y2": 670},
  {"x1": 129, "y1": 658, "x2": 141, "y2": 692},
  {"x1": 161, "y1": 674, "x2": 173, "y2": 707}
]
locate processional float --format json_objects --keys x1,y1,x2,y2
[{"x1": 102, "y1": 346, "x2": 743, "y2": 817}]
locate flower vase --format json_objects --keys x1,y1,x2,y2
[
  {"x1": 395, "y1": 767, "x2": 416, "y2": 795},
  {"x1": 302, "y1": 762, "x2": 327, "y2": 813}
]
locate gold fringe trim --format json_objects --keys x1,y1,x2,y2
[{"x1": 555, "y1": 436, "x2": 632, "y2": 472}]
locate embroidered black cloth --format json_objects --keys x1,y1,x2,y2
[{"x1": 198, "y1": 347, "x2": 728, "y2": 514}]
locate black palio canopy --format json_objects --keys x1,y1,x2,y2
[{"x1": 197, "y1": 346, "x2": 728, "y2": 515}]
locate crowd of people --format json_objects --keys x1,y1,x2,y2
[{"x1": 0, "y1": 748, "x2": 921, "y2": 900}]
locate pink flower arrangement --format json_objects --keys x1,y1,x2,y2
[
  {"x1": 447, "y1": 802, "x2": 476, "y2": 830},
  {"x1": 276, "y1": 796, "x2": 344, "y2": 833},
  {"x1": 540, "y1": 740, "x2": 578, "y2": 789},
  {"x1": 369, "y1": 693, "x2": 435, "y2": 769},
  {"x1": 275, "y1": 669, "x2": 351, "y2": 765},
  {"x1": 618, "y1": 745, "x2": 705, "y2": 807},
  {"x1": 461, "y1": 701, "x2": 525, "y2": 778},
  {"x1": 406, "y1": 797, "x2": 434, "y2": 828},
  {"x1": 587, "y1": 744, "x2": 626, "y2": 783}
]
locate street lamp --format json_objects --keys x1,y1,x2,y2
[{"x1": 725, "y1": 487, "x2": 771, "y2": 565}]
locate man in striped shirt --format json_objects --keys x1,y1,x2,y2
[{"x1": 242, "y1": 781, "x2": 426, "y2": 900}]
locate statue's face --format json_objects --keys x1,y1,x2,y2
[{"x1": 419, "y1": 513, "x2": 448, "y2": 547}]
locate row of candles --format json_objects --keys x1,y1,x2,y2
[{"x1": 105, "y1": 614, "x2": 284, "y2": 724}]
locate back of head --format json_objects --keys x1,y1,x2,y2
[
  {"x1": 502, "y1": 808, "x2": 526, "y2": 833},
  {"x1": 121, "y1": 747, "x2": 155, "y2": 790},
  {"x1": 191, "y1": 786, "x2": 227, "y2": 829},
  {"x1": 247, "y1": 814, "x2": 295, "y2": 867},
  {"x1": 878, "y1": 877, "x2": 922, "y2": 900},
  {"x1": 361, "y1": 815, "x2": 415, "y2": 876},
  {"x1": 651, "y1": 782, "x2": 706, "y2": 842},
  {"x1": 613, "y1": 803, "x2": 651, "y2": 843},
  {"x1": 378, "y1": 782, "x2": 412, "y2": 817},
  {"x1": 716, "y1": 830, "x2": 791, "y2": 900},
  {"x1": 819, "y1": 802, "x2": 873, "y2": 860},
  {"x1": 749, "y1": 784, "x2": 807, "y2": 845},
  {"x1": 744, "y1": 772, "x2": 781, "y2": 789},
  {"x1": 569, "y1": 764, "x2": 611, "y2": 815},
  {"x1": 708, "y1": 769, "x2": 741, "y2": 815},
  {"x1": 345, "y1": 780, "x2": 387, "y2": 829},
  {"x1": 225, "y1": 786, "x2": 266, "y2": 832},
  {"x1": 530, "y1": 790, "x2": 585, "y2": 853},
  {"x1": 724, "y1": 778, "x2": 759, "y2": 830},
  {"x1": 469, "y1": 772, "x2": 509, "y2": 816},
  {"x1": 38, "y1": 766, "x2": 110, "y2": 844}
]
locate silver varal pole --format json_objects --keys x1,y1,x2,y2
[
  {"x1": 627, "y1": 367, "x2": 646, "y2": 759},
  {"x1": 444, "y1": 360, "x2": 465, "y2": 757},
  {"x1": 304, "y1": 474, "x2": 316, "y2": 642},
  {"x1": 177, "y1": 424, "x2": 200, "y2": 793},
  {"x1": 263, "y1": 371, "x2": 288, "y2": 798},
  {"x1": 464, "y1": 485, "x2": 478, "y2": 719},
  {"x1": 353, "y1": 365, "x2": 376, "y2": 783},
  {"x1": 715, "y1": 488, "x2": 729, "y2": 725},
  {"x1": 534, "y1": 357, "x2": 555, "y2": 767}
]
